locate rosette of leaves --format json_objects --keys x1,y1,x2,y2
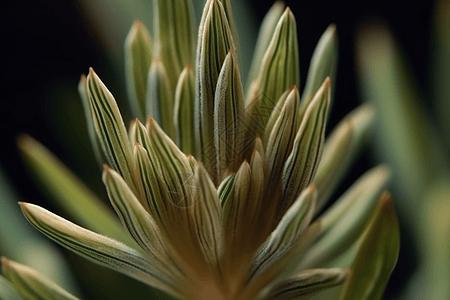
[{"x1": 6, "y1": 1, "x2": 399, "y2": 299}]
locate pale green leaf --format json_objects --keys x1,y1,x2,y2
[
  {"x1": 87, "y1": 68, "x2": 138, "y2": 194},
  {"x1": 279, "y1": 79, "x2": 330, "y2": 216},
  {"x1": 17, "y1": 135, "x2": 134, "y2": 247},
  {"x1": 261, "y1": 268, "x2": 349, "y2": 300},
  {"x1": 300, "y1": 24, "x2": 338, "y2": 114},
  {"x1": 246, "y1": 1, "x2": 285, "y2": 95},
  {"x1": 146, "y1": 59, "x2": 175, "y2": 139},
  {"x1": 249, "y1": 185, "x2": 316, "y2": 284},
  {"x1": 313, "y1": 103, "x2": 375, "y2": 214},
  {"x1": 190, "y1": 161, "x2": 223, "y2": 272},
  {"x1": 124, "y1": 20, "x2": 152, "y2": 120},
  {"x1": 1, "y1": 258, "x2": 79, "y2": 300},
  {"x1": 153, "y1": 0, "x2": 196, "y2": 88},
  {"x1": 78, "y1": 74, "x2": 107, "y2": 167},
  {"x1": 103, "y1": 165, "x2": 181, "y2": 277},
  {"x1": 0, "y1": 273, "x2": 23, "y2": 300},
  {"x1": 338, "y1": 192, "x2": 400, "y2": 300},
  {"x1": 214, "y1": 50, "x2": 246, "y2": 182},
  {"x1": 174, "y1": 65, "x2": 196, "y2": 155},
  {"x1": 247, "y1": 7, "x2": 299, "y2": 136},
  {"x1": 19, "y1": 203, "x2": 181, "y2": 299},
  {"x1": 264, "y1": 87, "x2": 301, "y2": 201},
  {"x1": 195, "y1": 0, "x2": 235, "y2": 176},
  {"x1": 298, "y1": 165, "x2": 390, "y2": 270}
]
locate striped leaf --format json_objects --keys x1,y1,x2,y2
[
  {"x1": 174, "y1": 65, "x2": 196, "y2": 155},
  {"x1": 124, "y1": 20, "x2": 153, "y2": 120}
]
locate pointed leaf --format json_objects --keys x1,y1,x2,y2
[
  {"x1": 261, "y1": 268, "x2": 349, "y2": 300},
  {"x1": 314, "y1": 103, "x2": 375, "y2": 214},
  {"x1": 214, "y1": 50, "x2": 246, "y2": 181},
  {"x1": 174, "y1": 65, "x2": 196, "y2": 155},
  {"x1": 0, "y1": 273, "x2": 24, "y2": 300},
  {"x1": 146, "y1": 59, "x2": 175, "y2": 139},
  {"x1": 125, "y1": 20, "x2": 153, "y2": 120},
  {"x1": 247, "y1": 7, "x2": 299, "y2": 136},
  {"x1": 19, "y1": 203, "x2": 181, "y2": 298},
  {"x1": 300, "y1": 24, "x2": 338, "y2": 112},
  {"x1": 249, "y1": 186, "x2": 316, "y2": 283},
  {"x1": 17, "y1": 135, "x2": 134, "y2": 246},
  {"x1": 190, "y1": 162, "x2": 223, "y2": 271},
  {"x1": 1, "y1": 258, "x2": 79, "y2": 300},
  {"x1": 298, "y1": 165, "x2": 390, "y2": 270},
  {"x1": 264, "y1": 87, "x2": 301, "y2": 201},
  {"x1": 338, "y1": 192, "x2": 400, "y2": 300},
  {"x1": 103, "y1": 165, "x2": 180, "y2": 276},
  {"x1": 78, "y1": 74, "x2": 107, "y2": 167},
  {"x1": 86, "y1": 68, "x2": 137, "y2": 193},
  {"x1": 280, "y1": 79, "x2": 330, "y2": 215},
  {"x1": 153, "y1": 0, "x2": 196, "y2": 87},
  {"x1": 195, "y1": 0, "x2": 235, "y2": 173},
  {"x1": 246, "y1": 1, "x2": 285, "y2": 94}
]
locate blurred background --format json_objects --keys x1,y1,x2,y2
[{"x1": 1, "y1": 0, "x2": 445, "y2": 299}]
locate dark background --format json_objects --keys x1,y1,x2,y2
[{"x1": 1, "y1": 0, "x2": 433, "y2": 298}]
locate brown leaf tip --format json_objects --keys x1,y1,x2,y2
[{"x1": 379, "y1": 191, "x2": 396, "y2": 219}]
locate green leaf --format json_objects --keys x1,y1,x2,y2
[
  {"x1": 214, "y1": 50, "x2": 246, "y2": 182},
  {"x1": 300, "y1": 24, "x2": 338, "y2": 114},
  {"x1": 19, "y1": 203, "x2": 181, "y2": 299},
  {"x1": 17, "y1": 135, "x2": 134, "y2": 247},
  {"x1": 261, "y1": 268, "x2": 349, "y2": 300},
  {"x1": 124, "y1": 20, "x2": 153, "y2": 120},
  {"x1": 313, "y1": 103, "x2": 375, "y2": 214},
  {"x1": 174, "y1": 65, "x2": 196, "y2": 155},
  {"x1": 298, "y1": 165, "x2": 390, "y2": 270},
  {"x1": 249, "y1": 185, "x2": 316, "y2": 285},
  {"x1": 246, "y1": 1, "x2": 285, "y2": 96},
  {"x1": 78, "y1": 74, "x2": 107, "y2": 167},
  {"x1": 103, "y1": 165, "x2": 179, "y2": 275},
  {"x1": 247, "y1": 7, "x2": 299, "y2": 136},
  {"x1": 222, "y1": 151, "x2": 264, "y2": 269},
  {"x1": 264, "y1": 87, "x2": 301, "y2": 202},
  {"x1": 195, "y1": 0, "x2": 235, "y2": 175},
  {"x1": 217, "y1": 0, "x2": 239, "y2": 55},
  {"x1": 279, "y1": 79, "x2": 330, "y2": 216},
  {"x1": 153, "y1": 0, "x2": 196, "y2": 88},
  {"x1": 146, "y1": 59, "x2": 175, "y2": 139},
  {"x1": 1, "y1": 257, "x2": 79, "y2": 300},
  {"x1": 338, "y1": 192, "x2": 400, "y2": 300},
  {"x1": 0, "y1": 273, "x2": 23, "y2": 300},
  {"x1": 87, "y1": 68, "x2": 138, "y2": 194},
  {"x1": 0, "y1": 164, "x2": 79, "y2": 294},
  {"x1": 190, "y1": 161, "x2": 223, "y2": 273}
]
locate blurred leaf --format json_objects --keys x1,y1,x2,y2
[
  {"x1": 2, "y1": 258, "x2": 80, "y2": 300},
  {"x1": 301, "y1": 24, "x2": 338, "y2": 115},
  {"x1": 356, "y1": 23, "x2": 447, "y2": 203},
  {"x1": 0, "y1": 165, "x2": 78, "y2": 295},
  {"x1": 338, "y1": 192, "x2": 400, "y2": 300},
  {"x1": 298, "y1": 165, "x2": 390, "y2": 270},
  {"x1": 0, "y1": 273, "x2": 23, "y2": 300},
  {"x1": 432, "y1": 0, "x2": 450, "y2": 148},
  {"x1": 313, "y1": 103, "x2": 375, "y2": 214}
]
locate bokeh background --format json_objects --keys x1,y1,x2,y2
[{"x1": 1, "y1": 0, "x2": 444, "y2": 299}]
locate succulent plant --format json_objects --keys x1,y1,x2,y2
[{"x1": 1, "y1": 1, "x2": 400, "y2": 299}]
